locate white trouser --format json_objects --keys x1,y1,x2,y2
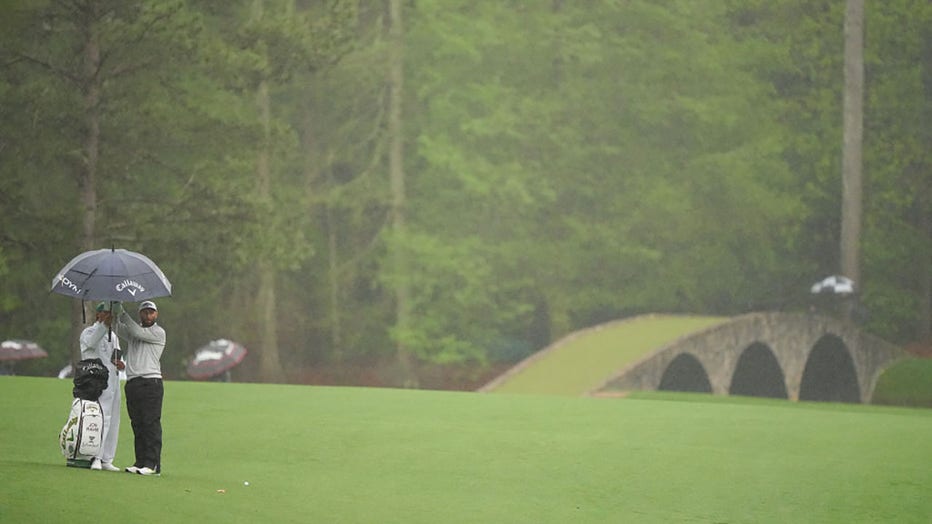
[{"x1": 96, "y1": 378, "x2": 121, "y2": 464}]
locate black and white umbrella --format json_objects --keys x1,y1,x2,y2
[
  {"x1": 51, "y1": 247, "x2": 172, "y2": 302},
  {"x1": 186, "y1": 339, "x2": 248, "y2": 380},
  {"x1": 0, "y1": 339, "x2": 48, "y2": 362},
  {"x1": 810, "y1": 275, "x2": 855, "y2": 295}
]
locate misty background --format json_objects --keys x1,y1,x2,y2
[{"x1": 0, "y1": 0, "x2": 929, "y2": 387}]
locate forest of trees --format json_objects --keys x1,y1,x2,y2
[{"x1": 1, "y1": 0, "x2": 929, "y2": 386}]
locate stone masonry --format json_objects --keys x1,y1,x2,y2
[{"x1": 593, "y1": 312, "x2": 906, "y2": 403}]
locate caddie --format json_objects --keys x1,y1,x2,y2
[{"x1": 79, "y1": 302, "x2": 125, "y2": 471}]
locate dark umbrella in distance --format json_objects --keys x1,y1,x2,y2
[
  {"x1": 187, "y1": 339, "x2": 248, "y2": 381},
  {"x1": 0, "y1": 340, "x2": 48, "y2": 375},
  {"x1": 0, "y1": 339, "x2": 49, "y2": 361}
]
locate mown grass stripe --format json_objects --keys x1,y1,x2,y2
[{"x1": 487, "y1": 315, "x2": 725, "y2": 396}]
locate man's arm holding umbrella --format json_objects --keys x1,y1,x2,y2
[
  {"x1": 85, "y1": 308, "x2": 124, "y2": 369},
  {"x1": 80, "y1": 306, "x2": 116, "y2": 356},
  {"x1": 115, "y1": 307, "x2": 166, "y2": 345},
  {"x1": 79, "y1": 320, "x2": 108, "y2": 359}
]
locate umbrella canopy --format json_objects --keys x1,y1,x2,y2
[
  {"x1": 186, "y1": 339, "x2": 248, "y2": 380},
  {"x1": 810, "y1": 275, "x2": 856, "y2": 295},
  {"x1": 0, "y1": 339, "x2": 49, "y2": 362},
  {"x1": 51, "y1": 248, "x2": 172, "y2": 302}
]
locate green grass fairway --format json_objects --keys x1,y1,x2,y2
[
  {"x1": 488, "y1": 315, "x2": 725, "y2": 396},
  {"x1": 2, "y1": 377, "x2": 930, "y2": 523}
]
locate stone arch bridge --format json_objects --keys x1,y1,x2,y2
[{"x1": 594, "y1": 312, "x2": 906, "y2": 403}]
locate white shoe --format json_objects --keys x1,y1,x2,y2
[
  {"x1": 101, "y1": 462, "x2": 121, "y2": 472},
  {"x1": 136, "y1": 467, "x2": 159, "y2": 476},
  {"x1": 125, "y1": 466, "x2": 139, "y2": 474},
  {"x1": 90, "y1": 458, "x2": 102, "y2": 471}
]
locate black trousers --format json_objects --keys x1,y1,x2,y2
[{"x1": 125, "y1": 377, "x2": 163, "y2": 471}]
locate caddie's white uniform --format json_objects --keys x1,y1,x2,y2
[{"x1": 80, "y1": 321, "x2": 122, "y2": 466}]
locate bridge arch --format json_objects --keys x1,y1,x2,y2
[
  {"x1": 798, "y1": 334, "x2": 860, "y2": 403},
  {"x1": 729, "y1": 342, "x2": 788, "y2": 399},
  {"x1": 658, "y1": 353, "x2": 712, "y2": 393},
  {"x1": 595, "y1": 312, "x2": 906, "y2": 403}
]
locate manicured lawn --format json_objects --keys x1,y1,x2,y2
[
  {"x1": 1, "y1": 376, "x2": 930, "y2": 523},
  {"x1": 489, "y1": 315, "x2": 725, "y2": 395}
]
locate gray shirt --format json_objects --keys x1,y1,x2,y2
[{"x1": 116, "y1": 311, "x2": 166, "y2": 380}]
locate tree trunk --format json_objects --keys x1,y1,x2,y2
[
  {"x1": 387, "y1": 0, "x2": 417, "y2": 387},
  {"x1": 257, "y1": 260, "x2": 284, "y2": 382},
  {"x1": 326, "y1": 202, "x2": 343, "y2": 358},
  {"x1": 918, "y1": 27, "x2": 932, "y2": 342},
  {"x1": 840, "y1": 0, "x2": 864, "y2": 321},
  {"x1": 302, "y1": 97, "x2": 342, "y2": 359},
  {"x1": 256, "y1": 76, "x2": 286, "y2": 383},
  {"x1": 920, "y1": 192, "x2": 932, "y2": 341},
  {"x1": 72, "y1": 1, "x2": 103, "y2": 364}
]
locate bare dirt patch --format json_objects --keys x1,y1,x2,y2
[{"x1": 904, "y1": 339, "x2": 932, "y2": 358}]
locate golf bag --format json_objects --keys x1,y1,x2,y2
[
  {"x1": 72, "y1": 358, "x2": 108, "y2": 401},
  {"x1": 59, "y1": 358, "x2": 109, "y2": 467},
  {"x1": 59, "y1": 399, "x2": 104, "y2": 467}
]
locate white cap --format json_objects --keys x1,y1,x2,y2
[{"x1": 138, "y1": 300, "x2": 158, "y2": 312}]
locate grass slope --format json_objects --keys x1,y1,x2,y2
[
  {"x1": 2, "y1": 377, "x2": 930, "y2": 523},
  {"x1": 490, "y1": 315, "x2": 725, "y2": 396}
]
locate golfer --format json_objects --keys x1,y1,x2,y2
[
  {"x1": 79, "y1": 302, "x2": 124, "y2": 472},
  {"x1": 115, "y1": 300, "x2": 166, "y2": 476}
]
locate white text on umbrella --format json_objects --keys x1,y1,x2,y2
[
  {"x1": 116, "y1": 279, "x2": 146, "y2": 296},
  {"x1": 57, "y1": 275, "x2": 82, "y2": 294}
]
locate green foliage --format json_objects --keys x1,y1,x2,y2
[
  {"x1": 0, "y1": 0, "x2": 927, "y2": 377},
  {"x1": 402, "y1": 0, "x2": 812, "y2": 351},
  {"x1": 382, "y1": 230, "x2": 533, "y2": 364},
  {"x1": 858, "y1": 1, "x2": 932, "y2": 341},
  {"x1": 728, "y1": 0, "x2": 932, "y2": 341},
  {"x1": 873, "y1": 358, "x2": 932, "y2": 408}
]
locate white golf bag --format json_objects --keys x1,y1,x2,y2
[{"x1": 59, "y1": 399, "x2": 104, "y2": 467}]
